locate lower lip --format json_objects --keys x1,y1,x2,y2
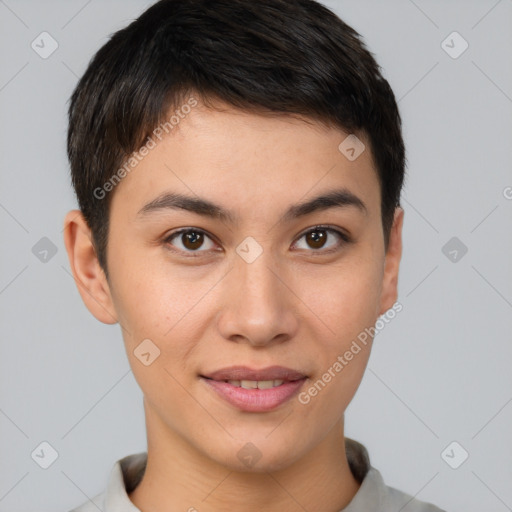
[{"x1": 202, "y1": 378, "x2": 306, "y2": 412}]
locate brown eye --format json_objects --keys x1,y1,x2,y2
[
  {"x1": 305, "y1": 229, "x2": 328, "y2": 249},
  {"x1": 293, "y1": 226, "x2": 349, "y2": 253},
  {"x1": 165, "y1": 228, "x2": 216, "y2": 254},
  {"x1": 182, "y1": 231, "x2": 204, "y2": 250}
]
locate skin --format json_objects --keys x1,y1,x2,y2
[{"x1": 64, "y1": 98, "x2": 403, "y2": 512}]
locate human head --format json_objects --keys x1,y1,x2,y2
[
  {"x1": 67, "y1": 0, "x2": 405, "y2": 278},
  {"x1": 63, "y1": 0, "x2": 405, "y2": 481}
]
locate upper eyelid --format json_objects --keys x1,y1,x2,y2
[
  {"x1": 166, "y1": 228, "x2": 218, "y2": 245},
  {"x1": 165, "y1": 225, "x2": 348, "y2": 251},
  {"x1": 294, "y1": 226, "x2": 348, "y2": 243}
]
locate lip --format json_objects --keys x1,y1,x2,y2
[
  {"x1": 202, "y1": 365, "x2": 306, "y2": 382},
  {"x1": 201, "y1": 366, "x2": 307, "y2": 413}
]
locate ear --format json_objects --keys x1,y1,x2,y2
[
  {"x1": 378, "y1": 207, "x2": 404, "y2": 316},
  {"x1": 63, "y1": 210, "x2": 118, "y2": 324}
]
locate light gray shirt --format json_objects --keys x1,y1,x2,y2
[{"x1": 69, "y1": 439, "x2": 446, "y2": 511}]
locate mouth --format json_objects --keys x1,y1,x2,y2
[
  {"x1": 200, "y1": 366, "x2": 308, "y2": 412},
  {"x1": 202, "y1": 365, "x2": 306, "y2": 381},
  {"x1": 211, "y1": 379, "x2": 289, "y2": 389}
]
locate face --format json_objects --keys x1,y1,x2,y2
[{"x1": 65, "y1": 99, "x2": 402, "y2": 473}]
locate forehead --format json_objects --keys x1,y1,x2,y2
[{"x1": 109, "y1": 101, "x2": 380, "y2": 221}]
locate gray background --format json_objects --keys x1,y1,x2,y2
[{"x1": 1, "y1": 1, "x2": 511, "y2": 511}]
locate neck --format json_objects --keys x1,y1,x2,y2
[{"x1": 129, "y1": 405, "x2": 360, "y2": 512}]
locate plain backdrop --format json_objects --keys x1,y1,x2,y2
[{"x1": 1, "y1": 1, "x2": 511, "y2": 511}]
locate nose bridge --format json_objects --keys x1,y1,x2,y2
[
  {"x1": 217, "y1": 241, "x2": 298, "y2": 345},
  {"x1": 235, "y1": 234, "x2": 281, "y2": 294},
  {"x1": 240, "y1": 252, "x2": 279, "y2": 300},
  {"x1": 236, "y1": 244, "x2": 285, "y2": 314}
]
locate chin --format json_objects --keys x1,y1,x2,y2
[{"x1": 204, "y1": 434, "x2": 306, "y2": 474}]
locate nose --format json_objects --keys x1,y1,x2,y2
[{"x1": 216, "y1": 249, "x2": 299, "y2": 347}]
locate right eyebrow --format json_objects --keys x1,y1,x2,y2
[{"x1": 137, "y1": 192, "x2": 237, "y2": 224}]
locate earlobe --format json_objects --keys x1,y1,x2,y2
[
  {"x1": 63, "y1": 210, "x2": 118, "y2": 324},
  {"x1": 378, "y1": 207, "x2": 404, "y2": 316}
]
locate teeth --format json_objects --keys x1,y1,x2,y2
[
  {"x1": 229, "y1": 379, "x2": 285, "y2": 389},
  {"x1": 256, "y1": 380, "x2": 274, "y2": 389},
  {"x1": 241, "y1": 380, "x2": 258, "y2": 389}
]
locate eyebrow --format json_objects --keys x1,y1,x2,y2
[{"x1": 137, "y1": 188, "x2": 367, "y2": 224}]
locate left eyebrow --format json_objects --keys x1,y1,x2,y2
[
  {"x1": 281, "y1": 188, "x2": 367, "y2": 222},
  {"x1": 136, "y1": 187, "x2": 367, "y2": 224}
]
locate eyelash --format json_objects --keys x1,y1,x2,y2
[{"x1": 163, "y1": 225, "x2": 352, "y2": 258}]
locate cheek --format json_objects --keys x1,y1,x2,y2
[
  {"x1": 296, "y1": 273, "x2": 377, "y2": 429},
  {"x1": 299, "y1": 346, "x2": 372, "y2": 437},
  {"x1": 109, "y1": 260, "x2": 218, "y2": 381},
  {"x1": 293, "y1": 255, "x2": 383, "y2": 344},
  {"x1": 113, "y1": 272, "x2": 204, "y2": 405},
  {"x1": 109, "y1": 257, "x2": 200, "y2": 338},
  {"x1": 291, "y1": 254, "x2": 381, "y2": 411}
]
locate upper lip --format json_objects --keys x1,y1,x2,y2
[{"x1": 202, "y1": 366, "x2": 307, "y2": 382}]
